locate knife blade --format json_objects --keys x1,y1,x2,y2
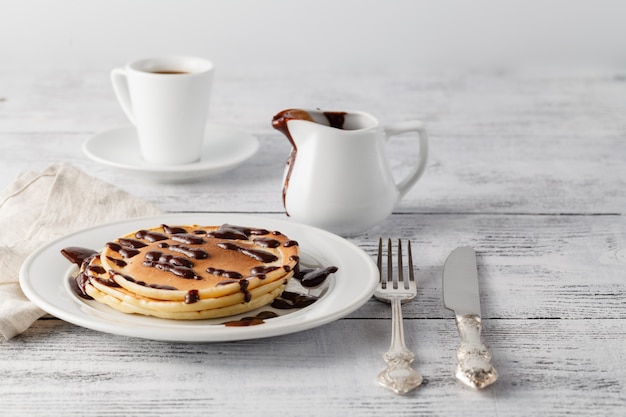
[{"x1": 442, "y1": 246, "x2": 498, "y2": 389}]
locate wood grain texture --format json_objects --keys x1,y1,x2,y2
[
  {"x1": 1, "y1": 67, "x2": 625, "y2": 214},
  {"x1": 2, "y1": 317, "x2": 624, "y2": 417},
  {"x1": 1, "y1": 66, "x2": 625, "y2": 416}
]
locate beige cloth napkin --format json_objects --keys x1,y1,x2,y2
[{"x1": 0, "y1": 163, "x2": 163, "y2": 341}]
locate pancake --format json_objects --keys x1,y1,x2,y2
[
  {"x1": 69, "y1": 223, "x2": 300, "y2": 320},
  {"x1": 86, "y1": 278, "x2": 287, "y2": 319}
]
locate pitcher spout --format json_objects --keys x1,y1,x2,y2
[{"x1": 272, "y1": 108, "x2": 349, "y2": 146}]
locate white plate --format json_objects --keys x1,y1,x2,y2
[
  {"x1": 82, "y1": 124, "x2": 259, "y2": 182},
  {"x1": 19, "y1": 213, "x2": 378, "y2": 342}
]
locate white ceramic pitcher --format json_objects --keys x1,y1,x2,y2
[{"x1": 272, "y1": 109, "x2": 429, "y2": 236}]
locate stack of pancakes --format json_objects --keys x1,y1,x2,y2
[{"x1": 69, "y1": 224, "x2": 300, "y2": 320}]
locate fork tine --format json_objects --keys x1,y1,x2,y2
[
  {"x1": 387, "y1": 238, "x2": 393, "y2": 288},
  {"x1": 408, "y1": 240, "x2": 415, "y2": 284},
  {"x1": 406, "y1": 240, "x2": 415, "y2": 290},
  {"x1": 397, "y1": 239, "x2": 404, "y2": 289},
  {"x1": 377, "y1": 238, "x2": 385, "y2": 288},
  {"x1": 376, "y1": 238, "x2": 418, "y2": 292}
]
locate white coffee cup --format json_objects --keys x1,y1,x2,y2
[{"x1": 110, "y1": 56, "x2": 214, "y2": 165}]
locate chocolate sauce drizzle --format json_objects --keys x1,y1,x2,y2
[
  {"x1": 70, "y1": 272, "x2": 93, "y2": 300},
  {"x1": 272, "y1": 109, "x2": 347, "y2": 212},
  {"x1": 60, "y1": 224, "x2": 338, "y2": 324},
  {"x1": 142, "y1": 255, "x2": 202, "y2": 280},
  {"x1": 206, "y1": 267, "x2": 243, "y2": 279},
  {"x1": 122, "y1": 274, "x2": 178, "y2": 290},
  {"x1": 94, "y1": 275, "x2": 120, "y2": 288},
  {"x1": 252, "y1": 237, "x2": 281, "y2": 248},
  {"x1": 161, "y1": 224, "x2": 186, "y2": 234},
  {"x1": 117, "y1": 238, "x2": 148, "y2": 249},
  {"x1": 106, "y1": 256, "x2": 127, "y2": 267},
  {"x1": 144, "y1": 250, "x2": 194, "y2": 268},
  {"x1": 216, "y1": 242, "x2": 278, "y2": 263},
  {"x1": 223, "y1": 311, "x2": 279, "y2": 327},
  {"x1": 271, "y1": 291, "x2": 318, "y2": 310},
  {"x1": 250, "y1": 265, "x2": 280, "y2": 276},
  {"x1": 294, "y1": 266, "x2": 339, "y2": 288},
  {"x1": 185, "y1": 289, "x2": 200, "y2": 304},
  {"x1": 61, "y1": 247, "x2": 97, "y2": 266},
  {"x1": 171, "y1": 233, "x2": 206, "y2": 245},
  {"x1": 61, "y1": 247, "x2": 98, "y2": 299},
  {"x1": 168, "y1": 244, "x2": 209, "y2": 260},
  {"x1": 207, "y1": 224, "x2": 270, "y2": 240},
  {"x1": 135, "y1": 229, "x2": 168, "y2": 242},
  {"x1": 87, "y1": 265, "x2": 106, "y2": 275}
]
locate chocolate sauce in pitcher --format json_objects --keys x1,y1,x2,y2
[{"x1": 271, "y1": 109, "x2": 347, "y2": 213}]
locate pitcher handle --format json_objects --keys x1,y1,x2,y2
[
  {"x1": 110, "y1": 68, "x2": 136, "y2": 124},
  {"x1": 383, "y1": 120, "x2": 429, "y2": 199}
]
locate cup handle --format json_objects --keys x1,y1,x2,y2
[
  {"x1": 383, "y1": 120, "x2": 429, "y2": 199},
  {"x1": 110, "y1": 68, "x2": 135, "y2": 124}
]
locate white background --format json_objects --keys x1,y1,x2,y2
[{"x1": 2, "y1": 0, "x2": 626, "y2": 70}]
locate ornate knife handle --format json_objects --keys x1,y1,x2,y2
[{"x1": 454, "y1": 314, "x2": 498, "y2": 389}]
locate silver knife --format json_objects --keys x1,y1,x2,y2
[{"x1": 442, "y1": 246, "x2": 498, "y2": 389}]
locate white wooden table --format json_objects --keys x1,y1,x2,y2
[{"x1": 1, "y1": 65, "x2": 625, "y2": 416}]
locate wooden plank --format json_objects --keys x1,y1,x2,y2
[
  {"x1": 2, "y1": 317, "x2": 623, "y2": 417},
  {"x1": 1, "y1": 126, "x2": 625, "y2": 215}
]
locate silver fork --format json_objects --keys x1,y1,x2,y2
[{"x1": 374, "y1": 238, "x2": 423, "y2": 395}]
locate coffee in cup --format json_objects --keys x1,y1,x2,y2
[{"x1": 111, "y1": 56, "x2": 215, "y2": 165}]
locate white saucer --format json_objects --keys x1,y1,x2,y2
[{"x1": 83, "y1": 124, "x2": 259, "y2": 182}]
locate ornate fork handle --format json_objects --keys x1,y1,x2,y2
[{"x1": 378, "y1": 297, "x2": 423, "y2": 395}]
